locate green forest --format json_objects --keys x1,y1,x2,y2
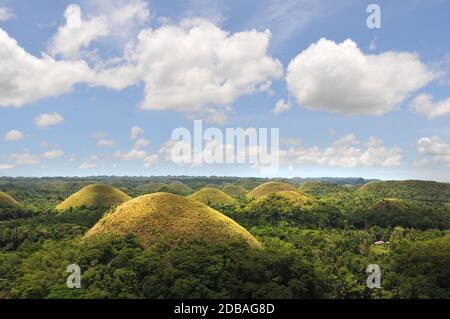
[{"x1": 0, "y1": 177, "x2": 449, "y2": 299}]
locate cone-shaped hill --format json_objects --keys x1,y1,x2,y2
[
  {"x1": 84, "y1": 193, "x2": 261, "y2": 249},
  {"x1": 222, "y1": 185, "x2": 248, "y2": 198},
  {"x1": 136, "y1": 181, "x2": 166, "y2": 193},
  {"x1": 0, "y1": 192, "x2": 21, "y2": 208},
  {"x1": 248, "y1": 181, "x2": 297, "y2": 199},
  {"x1": 269, "y1": 191, "x2": 316, "y2": 206},
  {"x1": 368, "y1": 198, "x2": 411, "y2": 213},
  {"x1": 56, "y1": 184, "x2": 132, "y2": 211},
  {"x1": 164, "y1": 181, "x2": 193, "y2": 195},
  {"x1": 190, "y1": 188, "x2": 234, "y2": 206},
  {"x1": 356, "y1": 180, "x2": 450, "y2": 206}
]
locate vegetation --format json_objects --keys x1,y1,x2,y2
[
  {"x1": 248, "y1": 181, "x2": 297, "y2": 199},
  {"x1": 356, "y1": 180, "x2": 450, "y2": 207},
  {"x1": 190, "y1": 188, "x2": 235, "y2": 207},
  {"x1": 56, "y1": 184, "x2": 132, "y2": 211},
  {"x1": 0, "y1": 192, "x2": 20, "y2": 209},
  {"x1": 0, "y1": 177, "x2": 449, "y2": 299},
  {"x1": 298, "y1": 182, "x2": 350, "y2": 197},
  {"x1": 85, "y1": 193, "x2": 261, "y2": 249},
  {"x1": 158, "y1": 181, "x2": 193, "y2": 196},
  {"x1": 222, "y1": 184, "x2": 248, "y2": 198}
]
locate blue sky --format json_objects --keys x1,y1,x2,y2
[{"x1": 0, "y1": 0, "x2": 449, "y2": 181}]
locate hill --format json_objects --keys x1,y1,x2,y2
[
  {"x1": 222, "y1": 185, "x2": 248, "y2": 198},
  {"x1": 162, "y1": 181, "x2": 193, "y2": 195},
  {"x1": 356, "y1": 180, "x2": 450, "y2": 206},
  {"x1": 298, "y1": 182, "x2": 350, "y2": 197},
  {"x1": 84, "y1": 193, "x2": 261, "y2": 248},
  {"x1": 56, "y1": 184, "x2": 132, "y2": 211},
  {"x1": 369, "y1": 198, "x2": 411, "y2": 212},
  {"x1": 271, "y1": 191, "x2": 316, "y2": 206},
  {"x1": 350, "y1": 198, "x2": 450, "y2": 230},
  {"x1": 136, "y1": 181, "x2": 166, "y2": 193},
  {"x1": 190, "y1": 188, "x2": 234, "y2": 206},
  {"x1": 0, "y1": 192, "x2": 20, "y2": 208},
  {"x1": 248, "y1": 181, "x2": 297, "y2": 199}
]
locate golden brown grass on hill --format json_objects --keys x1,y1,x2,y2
[
  {"x1": 56, "y1": 184, "x2": 132, "y2": 211},
  {"x1": 0, "y1": 191, "x2": 20, "y2": 208},
  {"x1": 190, "y1": 188, "x2": 235, "y2": 206},
  {"x1": 222, "y1": 184, "x2": 248, "y2": 198},
  {"x1": 248, "y1": 181, "x2": 297, "y2": 199},
  {"x1": 84, "y1": 192, "x2": 261, "y2": 249}
]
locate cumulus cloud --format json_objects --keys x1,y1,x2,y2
[
  {"x1": 0, "y1": 7, "x2": 14, "y2": 22},
  {"x1": 1, "y1": 4, "x2": 281, "y2": 122},
  {"x1": 41, "y1": 149, "x2": 65, "y2": 159},
  {"x1": 130, "y1": 126, "x2": 144, "y2": 140},
  {"x1": 48, "y1": 4, "x2": 110, "y2": 59},
  {"x1": 416, "y1": 136, "x2": 450, "y2": 167},
  {"x1": 272, "y1": 99, "x2": 290, "y2": 115},
  {"x1": 0, "y1": 29, "x2": 93, "y2": 107},
  {"x1": 133, "y1": 137, "x2": 150, "y2": 149},
  {"x1": 410, "y1": 93, "x2": 450, "y2": 119},
  {"x1": 114, "y1": 149, "x2": 147, "y2": 161},
  {"x1": 287, "y1": 38, "x2": 437, "y2": 115},
  {"x1": 0, "y1": 163, "x2": 14, "y2": 170},
  {"x1": 35, "y1": 113, "x2": 64, "y2": 128},
  {"x1": 4, "y1": 130, "x2": 24, "y2": 142},
  {"x1": 289, "y1": 134, "x2": 403, "y2": 167},
  {"x1": 79, "y1": 161, "x2": 97, "y2": 169},
  {"x1": 129, "y1": 19, "x2": 283, "y2": 114},
  {"x1": 93, "y1": 18, "x2": 283, "y2": 120},
  {"x1": 143, "y1": 154, "x2": 158, "y2": 168},
  {"x1": 97, "y1": 139, "x2": 118, "y2": 147},
  {"x1": 9, "y1": 152, "x2": 40, "y2": 165},
  {"x1": 48, "y1": 1, "x2": 150, "y2": 60}
]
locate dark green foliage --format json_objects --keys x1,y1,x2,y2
[{"x1": 0, "y1": 177, "x2": 449, "y2": 299}]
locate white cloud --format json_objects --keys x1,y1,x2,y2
[
  {"x1": 114, "y1": 149, "x2": 147, "y2": 160},
  {"x1": 272, "y1": 99, "x2": 290, "y2": 115},
  {"x1": 4, "y1": 130, "x2": 24, "y2": 142},
  {"x1": 143, "y1": 154, "x2": 158, "y2": 168},
  {"x1": 416, "y1": 136, "x2": 450, "y2": 167},
  {"x1": 0, "y1": 29, "x2": 93, "y2": 107},
  {"x1": 410, "y1": 93, "x2": 450, "y2": 119},
  {"x1": 0, "y1": 7, "x2": 14, "y2": 22},
  {"x1": 130, "y1": 19, "x2": 283, "y2": 114},
  {"x1": 10, "y1": 152, "x2": 40, "y2": 165},
  {"x1": 0, "y1": 163, "x2": 13, "y2": 170},
  {"x1": 290, "y1": 134, "x2": 403, "y2": 167},
  {"x1": 93, "y1": 18, "x2": 283, "y2": 120},
  {"x1": 48, "y1": 1, "x2": 149, "y2": 60},
  {"x1": 287, "y1": 38, "x2": 437, "y2": 115},
  {"x1": 35, "y1": 113, "x2": 64, "y2": 128},
  {"x1": 41, "y1": 150, "x2": 65, "y2": 159},
  {"x1": 133, "y1": 137, "x2": 150, "y2": 149},
  {"x1": 48, "y1": 4, "x2": 110, "y2": 59},
  {"x1": 1, "y1": 6, "x2": 281, "y2": 119},
  {"x1": 97, "y1": 139, "x2": 118, "y2": 147},
  {"x1": 79, "y1": 161, "x2": 97, "y2": 169},
  {"x1": 130, "y1": 126, "x2": 144, "y2": 140},
  {"x1": 186, "y1": 106, "x2": 232, "y2": 125},
  {"x1": 159, "y1": 140, "x2": 202, "y2": 167}
]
